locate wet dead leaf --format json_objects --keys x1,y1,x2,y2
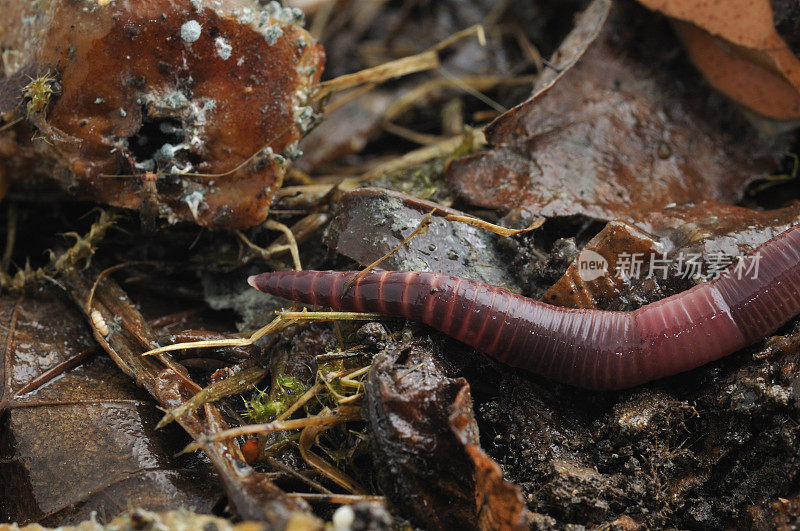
[
  {"x1": 0, "y1": 293, "x2": 221, "y2": 526},
  {"x1": 446, "y1": 1, "x2": 790, "y2": 222},
  {"x1": 636, "y1": 0, "x2": 800, "y2": 121},
  {"x1": 363, "y1": 340, "x2": 532, "y2": 530},
  {"x1": 544, "y1": 201, "x2": 800, "y2": 310},
  {"x1": 324, "y1": 188, "x2": 522, "y2": 292}
]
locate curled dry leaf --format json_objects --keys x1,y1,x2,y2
[
  {"x1": 636, "y1": 0, "x2": 800, "y2": 121},
  {"x1": 363, "y1": 340, "x2": 532, "y2": 530},
  {"x1": 324, "y1": 188, "x2": 522, "y2": 292},
  {"x1": 544, "y1": 201, "x2": 800, "y2": 310},
  {"x1": 446, "y1": 0, "x2": 790, "y2": 223},
  {"x1": 0, "y1": 293, "x2": 221, "y2": 526},
  {"x1": 0, "y1": 0, "x2": 324, "y2": 229}
]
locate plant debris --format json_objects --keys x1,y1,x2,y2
[
  {"x1": 0, "y1": 293, "x2": 222, "y2": 525},
  {"x1": 5, "y1": 0, "x2": 800, "y2": 528},
  {"x1": 0, "y1": 0, "x2": 324, "y2": 229},
  {"x1": 446, "y1": 0, "x2": 791, "y2": 223},
  {"x1": 363, "y1": 339, "x2": 533, "y2": 530},
  {"x1": 325, "y1": 188, "x2": 525, "y2": 292}
]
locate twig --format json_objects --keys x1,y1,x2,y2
[
  {"x1": 156, "y1": 362, "x2": 269, "y2": 429},
  {"x1": 185, "y1": 409, "x2": 361, "y2": 448},
  {"x1": 319, "y1": 25, "x2": 486, "y2": 96},
  {"x1": 276, "y1": 310, "x2": 387, "y2": 322},
  {"x1": 142, "y1": 314, "x2": 297, "y2": 356},
  {"x1": 287, "y1": 493, "x2": 387, "y2": 504},
  {"x1": 299, "y1": 407, "x2": 367, "y2": 494},
  {"x1": 358, "y1": 131, "x2": 486, "y2": 182},
  {"x1": 62, "y1": 269, "x2": 310, "y2": 519}
]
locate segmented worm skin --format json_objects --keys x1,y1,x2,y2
[{"x1": 249, "y1": 225, "x2": 800, "y2": 390}]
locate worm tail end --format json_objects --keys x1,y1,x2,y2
[{"x1": 248, "y1": 270, "x2": 356, "y2": 309}]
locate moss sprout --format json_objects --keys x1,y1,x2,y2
[
  {"x1": 242, "y1": 374, "x2": 308, "y2": 423},
  {"x1": 22, "y1": 72, "x2": 59, "y2": 118}
]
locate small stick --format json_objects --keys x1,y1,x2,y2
[
  {"x1": 275, "y1": 382, "x2": 325, "y2": 422},
  {"x1": 184, "y1": 409, "x2": 361, "y2": 449},
  {"x1": 0, "y1": 116, "x2": 23, "y2": 133},
  {"x1": 142, "y1": 314, "x2": 297, "y2": 356},
  {"x1": 321, "y1": 50, "x2": 439, "y2": 94},
  {"x1": 286, "y1": 493, "x2": 387, "y2": 504},
  {"x1": 319, "y1": 25, "x2": 486, "y2": 96},
  {"x1": 264, "y1": 456, "x2": 333, "y2": 495},
  {"x1": 357, "y1": 132, "x2": 485, "y2": 182},
  {"x1": 276, "y1": 310, "x2": 387, "y2": 322}
]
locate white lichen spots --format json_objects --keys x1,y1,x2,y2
[
  {"x1": 119, "y1": 108, "x2": 127, "y2": 117},
  {"x1": 237, "y1": 56, "x2": 245, "y2": 67},
  {"x1": 185, "y1": 98, "x2": 216, "y2": 147},
  {"x1": 190, "y1": 0, "x2": 202, "y2": 12},
  {"x1": 260, "y1": 1, "x2": 305, "y2": 26},
  {"x1": 215, "y1": 37, "x2": 232, "y2": 60},
  {"x1": 158, "y1": 143, "x2": 181, "y2": 160},
  {"x1": 162, "y1": 90, "x2": 190, "y2": 110},
  {"x1": 184, "y1": 190, "x2": 205, "y2": 220},
  {"x1": 284, "y1": 141, "x2": 303, "y2": 161},
  {"x1": 297, "y1": 64, "x2": 317, "y2": 77},
  {"x1": 262, "y1": 24, "x2": 283, "y2": 46},
  {"x1": 233, "y1": 7, "x2": 255, "y2": 25},
  {"x1": 180, "y1": 20, "x2": 202, "y2": 43},
  {"x1": 91, "y1": 309, "x2": 110, "y2": 337},
  {"x1": 293, "y1": 104, "x2": 314, "y2": 134},
  {"x1": 259, "y1": 146, "x2": 286, "y2": 166},
  {"x1": 94, "y1": 97, "x2": 104, "y2": 104},
  {"x1": 135, "y1": 159, "x2": 156, "y2": 172}
]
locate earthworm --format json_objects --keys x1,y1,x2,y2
[{"x1": 248, "y1": 224, "x2": 800, "y2": 389}]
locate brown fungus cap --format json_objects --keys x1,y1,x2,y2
[{"x1": 0, "y1": 0, "x2": 324, "y2": 229}]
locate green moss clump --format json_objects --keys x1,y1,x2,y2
[{"x1": 242, "y1": 375, "x2": 307, "y2": 423}]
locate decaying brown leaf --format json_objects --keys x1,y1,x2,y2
[
  {"x1": 60, "y1": 269, "x2": 318, "y2": 525},
  {"x1": 544, "y1": 201, "x2": 800, "y2": 310},
  {"x1": 0, "y1": 293, "x2": 221, "y2": 526},
  {"x1": 446, "y1": 0, "x2": 790, "y2": 223},
  {"x1": 636, "y1": 0, "x2": 800, "y2": 122},
  {"x1": 363, "y1": 340, "x2": 532, "y2": 530},
  {"x1": 0, "y1": 0, "x2": 324, "y2": 229}
]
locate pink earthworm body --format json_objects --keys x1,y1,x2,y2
[{"x1": 249, "y1": 224, "x2": 800, "y2": 390}]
